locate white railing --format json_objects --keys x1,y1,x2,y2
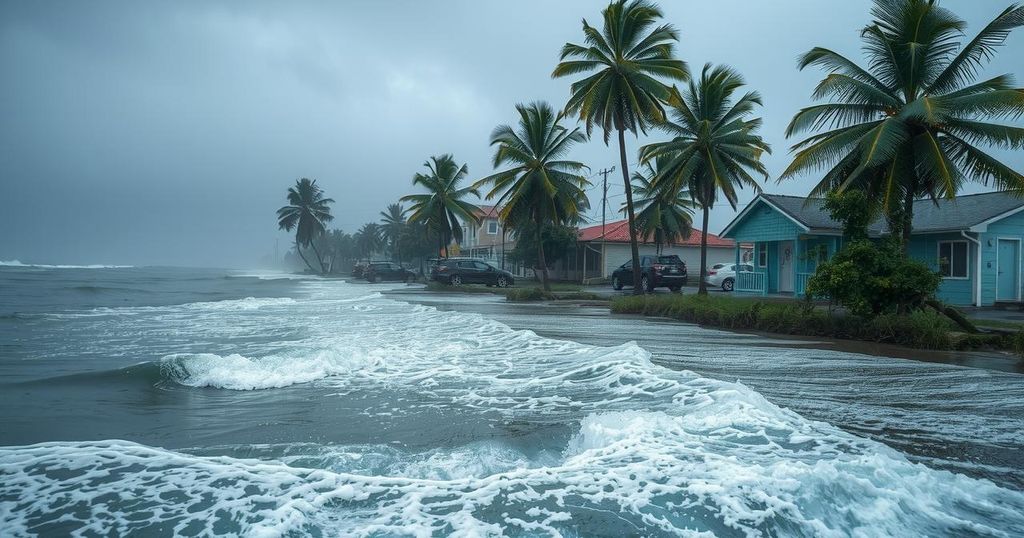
[
  {"x1": 736, "y1": 271, "x2": 766, "y2": 295},
  {"x1": 796, "y1": 272, "x2": 813, "y2": 296}
]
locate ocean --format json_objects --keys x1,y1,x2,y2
[{"x1": 1, "y1": 263, "x2": 1023, "y2": 536}]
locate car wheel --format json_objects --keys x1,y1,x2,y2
[
  {"x1": 450, "y1": 275, "x2": 462, "y2": 286},
  {"x1": 612, "y1": 276, "x2": 623, "y2": 290},
  {"x1": 723, "y1": 278, "x2": 734, "y2": 292},
  {"x1": 496, "y1": 276, "x2": 510, "y2": 288},
  {"x1": 641, "y1": 275, "x2": 652, "y2": 292}
]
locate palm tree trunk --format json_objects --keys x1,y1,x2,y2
[
  {"x1": 618, "y1": 128, "x2": 643, "y2": 295},
  {"x1": 536, "y1": 222, "x2": 551, "y2": 292},
  {"x1": 698, "y1": 205, "x2": 710, "y2": 295},
  {"x1": 294, "y1": 240, "x2": 317, "y2": 274},
  {"x1": 309, "y1": 241, "x2": 327, "y2": 274},
  {"x1": 901, "y1": 187, "x2": 915, "y2": 257}
]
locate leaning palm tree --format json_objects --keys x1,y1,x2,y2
[
  {"x1": 781, "y1": 0, "x2": 1024, "y2": 252},
  {"x1": 355, "y1": 222, "x2": 384, "y2": 262},
  {"x1": 626, "y1": 155, "x2": 696, "y2": 254},
  {"x1": 379, "y1": 203, "x2": 408, "y2": 264},
  {"x1": 640, "y1": 64, "x2": 771, "y2": 295},
  {"x1": 276, "y1": 178, "x2": 334, "y2": 274},
  {"x1": 553, "y1": 0, "x2": 689, "y2": 294},
  {"x1": 473, "y1": 101, "x2": 590, "y2": 291},
  {"x1": 401, "y1": 155, "x2": 480, "y2": 258}
]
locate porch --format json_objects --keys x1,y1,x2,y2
[{"x1": 732, "y1": 236, "x2": 841, "y2": 296}]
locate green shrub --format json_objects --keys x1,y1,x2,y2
[{"x1": 505, "y1": 288, "x2": 556, "y2": 302}]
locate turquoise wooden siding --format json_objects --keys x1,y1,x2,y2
[
  {"x1": 726, "y1": 201, "x2": 805, "y2": 242},
  {"x1": 908, "y1": 233, "x2": 976, "y2": 306},
  {"x1": 981, "y1": 210, "x2": 1024, "y2": 304}
]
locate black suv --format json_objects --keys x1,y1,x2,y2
[
  {"x1": 364, "y1": 262, "x2": 416, "y2": 283},
  {"x1": 431, "y1": 258, "x2": 515, "y2": 287},
  {"x1": 612, "y1": 255, "x2": 688, "y2": 292}
]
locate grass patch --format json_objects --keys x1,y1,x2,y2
[
  {"x1": 610, "y1": 294, "x2": 982, "y2": 351},
  {"x1": 505, "y1": 288, "x2": 556, "y2": 302}
]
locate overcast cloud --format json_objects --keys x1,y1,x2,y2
[{"x1": 1, "y1": 0, "x2": 1021, "y2": 267}]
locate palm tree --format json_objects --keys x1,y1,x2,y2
[
  {"x1": 379, "y1": 203, "x2": 408, "y2": 264},
  {"x1": 626, "y1": 155, "x2": 696, "y2": 254},
  {"x1": 276, "y1": 178, "x2": 334, "y2": 274},
  {"x1": 781, "y1": 0, "x2": 1024, "y2": 252},
  {"x1": 640, "y1": 64, "x2": 771, "y2": 295},
  {"x1": 553, "y1": 0, "x2": 689, "y2": 294},
  {"x1": 355, "y1": 222, "x2": 384, "y2": 262},
  {"x1": 473, "y1": 101, "x2": 590, "y2": 291},
  {"x1": 401, "y1": 155, "x2": 480, "y2": 258}
]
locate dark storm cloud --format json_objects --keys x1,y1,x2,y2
[{"x1": 1, "y1": 1, "x2": 1021, "y2": 266}]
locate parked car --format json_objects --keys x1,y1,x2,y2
[
  {"x1": 364, "y1": 262, "x2": 416, "y2": 283},
  {"x1": 704, "y1": 263, "x2": 754, "y2": 292},
  {"x1": 351, "y1": 263, "x2": 367, "y2": 278},
  {"x1": 431, "y1": 258, "x2": 515, "y2": 287},
  {"x1": 612, "y1": 255, "x2": 688, "y2": 292}
]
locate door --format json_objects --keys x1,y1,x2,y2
[
  {"x1": 997, "y1": 239, "x2": 1020, "y2": 301},
  {"x1": 778, "y1": 241, "x2": 794, "y2": 293},
  {"x1": 473, "y1": 261, "x2": 495, "y2": 284},
  {"x1": 457, "y1": 261, "x2": 481, "y2": 283}
]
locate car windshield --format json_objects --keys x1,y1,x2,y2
[
  {"x1": 711, "y1": 263, "x2": 727, "y2": 270},
  {"x1": 657, "y1": 256, "x2": 682, "y2": 264}
]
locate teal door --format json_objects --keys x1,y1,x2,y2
[{"x1": 997, "y1": 239, "x2": 1020, "y2": 302}]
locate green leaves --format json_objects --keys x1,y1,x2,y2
[{"x1": 400, "y1": 154, "x2": 480, "y2": 248}]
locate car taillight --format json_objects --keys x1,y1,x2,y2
[{"x1": 708, "y1": 270, "x2": 717, "y2": 275}]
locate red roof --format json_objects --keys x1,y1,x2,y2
[
  {"x1": 577, "y1": 219, "x2": 735, "y2": 248},
  {"x1": 474, "y1": 205, "x2": 500, "y2": 218}
]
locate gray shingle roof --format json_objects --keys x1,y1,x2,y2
[{"x1": 761, "y1": 192, "x2": 1024, "y2": 234}]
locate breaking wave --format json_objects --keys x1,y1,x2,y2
[{"x1": 0, "y1": 259, "x2": 133, "y2": 269}]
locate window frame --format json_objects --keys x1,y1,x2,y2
[
  {"x1": 937, "y1": 240, "x2": 970, "y2": 280},
  {"x1": 757, "y1": 244, "x2": 767, "y2": 268},
  {"x1": 486, "y1": 220, "x2": 499, "y2": 235}
]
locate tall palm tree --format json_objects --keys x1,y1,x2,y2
[
  {"x1": 473, "y1": 101, "x2": 590, "y2": 291},
  {"x1": 379, "y1": 203, "x2": 408, "y2": 264},
  {"x1": 276, "y1": 178, "x2": 334, "y2": 274},
  {"x1": 401, "y1": 155, "x2": 480, "y2": 258},
  {"x1": 355, "y1": 222, "x2": 384, "y2": 262},
  {"x1": 626, "y1": 155, "x2": 696, "y2": 254},
  {"x1": 781, "y1": 0, "x2": 1024, "y2": 252},
  {"x1": 553, "y1": 0, "x2": 689, "y2": 294},
  {"x1": 640, "y1": 64, "x2": 771, "y2": 295}
]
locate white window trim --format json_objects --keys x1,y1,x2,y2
[
  {"x1": 995, "y1": 237, "x2": 1023, "y2": 302},
  {"x1": 937, "y1": 240, "x2": 970, "y2": 280},
  {"x1": 486, "y1": 220, "x2": 499, "y2": 235},
  {"x1": 757, "y1": 244, "x2": 767, "y2": 268}
]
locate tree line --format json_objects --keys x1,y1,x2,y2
[{"x1": 277, "y1": 0, "x2": 1023, "y2": 298}]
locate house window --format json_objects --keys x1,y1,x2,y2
[
  {"x1": 757, "y1": 244, "x2": 767, "y2": 268},
  {"x1": 938, "y1": 241, "x2": 969, "y2": 279},
  {"x1": 487, "y1": 220, "x2": 498, "y2": 235}
]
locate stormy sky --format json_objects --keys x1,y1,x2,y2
[{"x1": 1, "y1": 1, "x2": 1021, "y2": 267}]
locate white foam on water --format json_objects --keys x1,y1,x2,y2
[
  {"x1": 7, "y1": 279, "x2": 1024, "y2": 536},
  {"x1": 0, "y1": 259, "x2": 133, "y2": 269}
]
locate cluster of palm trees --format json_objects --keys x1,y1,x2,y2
[{"x1": 280, "y1": 0, "x2": 1024, "y2": 297}]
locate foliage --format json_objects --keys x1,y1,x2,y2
[
  {"x1": 553, "y1": 0, "x2": 690, "y2": 295},
  {"x1": 822, "y1": 190, "x2": 873, "y2": 241},
  {"x1": 506, "y1": 223, "x2": 578, "y2": 269},
  {"x1": 379, "y1": 203, "x2": 408, "y2": 262},
  {"x1": 472, "y1": 101, "x2": 590, "y2": 291},
  {"x1": 401, "y1": 155, "x2": 480, "y2": 257},
  {"x1": 626, "y1": 156, "x2": 696, "y2": 254},
  {"x1": 354, "y1": 222, "x2": 384, "y2": 260},
  {"x1": 611, "y1": 294, "x2": 960, "y2": 350},
  {"x1": 276, "y1": 178, "x2": 334, "y2": 274},
  {"x1": 504, "y1": 288, "x2": 557, "y2": 302},
  {"x1": 639, "y1": 64, "x2": 770, "y2": 294},
  {"x1": 781, "y1": 0, "x2": 1024, "y2": 249},
  {"x1": 807, "y1": 238, "x2": 940, "y2": 316}
]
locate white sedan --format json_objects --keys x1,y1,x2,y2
[{"x1": 704, "y1": 263, "x2": 754, "y2": 292}]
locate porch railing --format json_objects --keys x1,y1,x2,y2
[
  {"x1": 796, "y1": 272, "x2": 813, "y2": 296},
  {"x1": 736, "y1": 271, "x2": 766, "y2": 295}
]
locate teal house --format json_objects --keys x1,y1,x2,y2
[{"x1": 719, "y1": 192, "x2": 1024, "y2": 307}]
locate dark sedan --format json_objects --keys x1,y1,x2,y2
[
  {"x1": 364, "y1": 262, "x2": 416, "y2": 283},
  {"x1": 431, "y1": 258, "x2": 515, "y2": 287},
  {"x1": 612, "y1": 255, "x2": 688, "y2": 292}
]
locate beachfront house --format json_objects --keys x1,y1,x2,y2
[{"x1": 719, "y1": 192, "x2": 1024, "y2": 307}]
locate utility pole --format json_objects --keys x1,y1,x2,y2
[{"x1": 596, "y1": 166, "x2": 615, "y2": 279}]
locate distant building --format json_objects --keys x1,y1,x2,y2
[
  {"x1": 575, "y1": 219, "x2": 737, "y2": 281},
  {"x1": 720, "y1": 192, "x2": 1024, "y2": 306}
]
